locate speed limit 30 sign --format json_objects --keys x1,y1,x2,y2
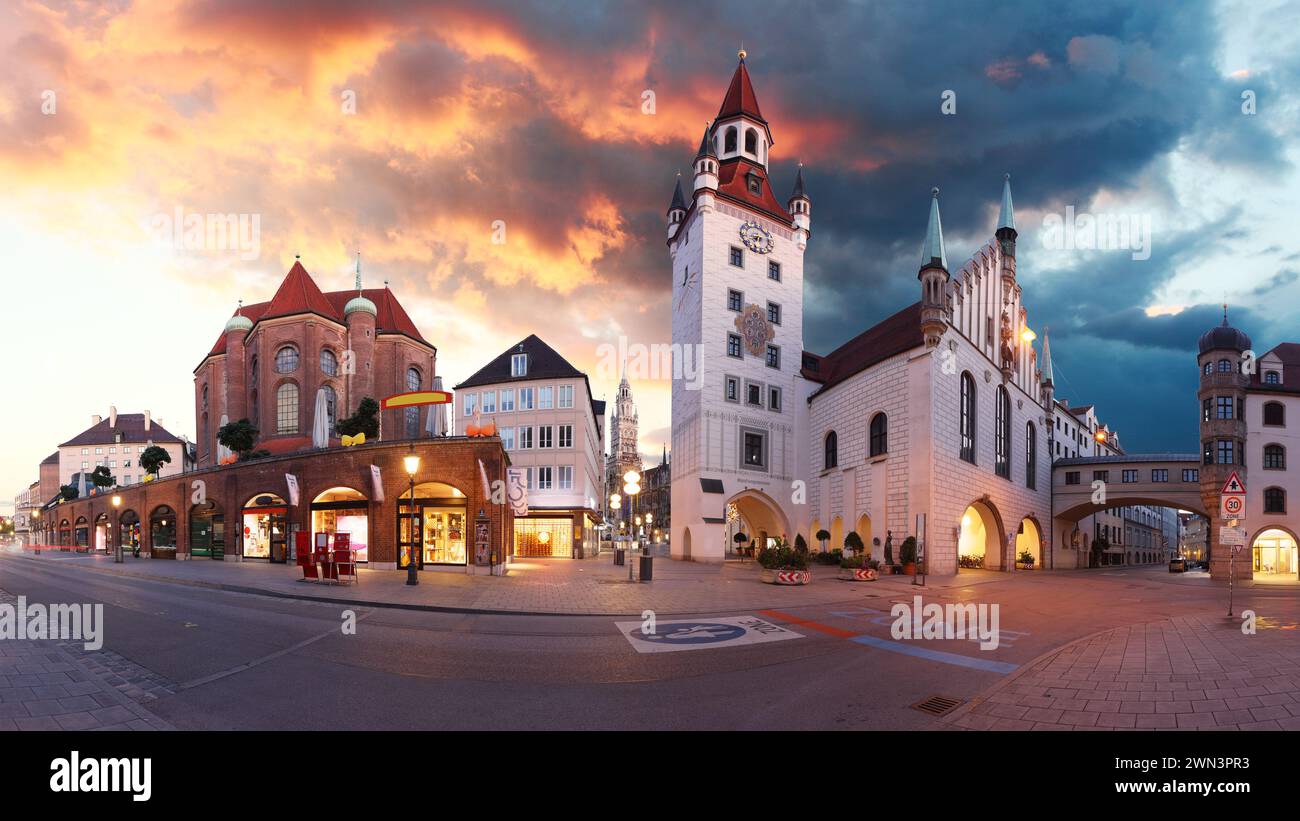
[{"x1": 1221, "y1": 494, "x2": 1245, "y2": 518}]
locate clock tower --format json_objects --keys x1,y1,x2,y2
[{"x1": 668, "y1": 51, "x2": 812, "y2": 562}]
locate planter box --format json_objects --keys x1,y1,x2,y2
[
  {"x1": 838, "y1": 568, "x2": 878, "y2": 581},
  {"x1": 1017, "y1": 562, "x2": 1036, "y2": 570},
  {"x1": 760, "y1": 568, "x2": 811, "y2": 585}
]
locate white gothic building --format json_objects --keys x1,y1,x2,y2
[{"x1": 669, "y1": 53, "x2": 1080, "y2": 574}]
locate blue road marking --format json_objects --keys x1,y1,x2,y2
[{"x1": 848, "y1": 634, "x2": 1019, "y2": 674}]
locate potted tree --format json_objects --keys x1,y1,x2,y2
[
  {"x1": 139, "y1": 445, "x2": 171, "y2": 481},
  {"x1": 843, "y1": 530, "x2": 864, "y2": 558},
  {"x1": 838, "y1": 552, "x2": 878, "y2": 581},
  {"x1": 732, "y1": 531, "x2": 750, "y2": 559},
  {"x1": 815, "y1": 529, "x2": 830, "y2": 553},
  {"x1": 757, "y1": 537, "x2": 810, "y2": 585},
  {"x1": 1017, "y1": 550, "x2": 1036, "y2": 570},
  {"x1": 899, "y1": 536, "x2": 918, "y2": 575}
]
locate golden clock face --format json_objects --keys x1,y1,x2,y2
[
  {"x1": 735, "y1": 304, "x2": 774, "y2": 356},
  {"x1": 739, "y1": 220, "x2": 774, "y2": 254}
]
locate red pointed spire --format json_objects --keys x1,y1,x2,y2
[
  {"x1": 716, "y1": 53, "x2": 766, "y2": 126},
  {"x1": 263, "y1": 257, "x2": 337, "y2": 321}
]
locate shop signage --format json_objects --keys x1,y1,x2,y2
[
  {"x1": 506, "y1": 467, "x2": 528, "y2": 515},
  {"x1": 369, "y1": 465, "x2": 384, "y2": 503},
  {"x1": 285, "y1": 474, "x2": 300, "y2": 507},
  {"x1": 1219, "y1": 526, "x2": 1247, "y2": 546}
]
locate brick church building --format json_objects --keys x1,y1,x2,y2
[{"x1": 194, "y1": 257, "x2": 437, "y2": 467}]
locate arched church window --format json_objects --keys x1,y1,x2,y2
[
  {"x1": 824, "y1": 431, "x2": 838, "y2": 469},
  {"x1": 1217, "y1": 359, "x2": 1231, "y2": 373},
  {"x1": 960, "y1": 372, "x2": 976, "y2": 463},
  {"x1": 320, "y1": 348, "x2": 338, "y2": 377},
  {"x1": 724, "y1": 126, "x2": 737, "y2": 153},
  {"x1": 275, "y1": 346, "x2": 299, "y2": 374},
  {"x1": 1026, "y1": 421, "x2": 1037, "y2": 489},
  {"x1": 276, "y1": 382, "x2": 299, "y2": 434},
  {"x1": 995, "y1": 386, "x2": 1011, "y2": 478},
  {"x1": 869, "y1": 413, "x2": 887, "y2": 457}
]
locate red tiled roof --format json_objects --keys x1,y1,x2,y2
[
  {"x1": 59, "y1": 413, "x2": 184, "y2": 447},
  {"x1": 804, "y1": 302, "x2": 924, "y2": 397},
  {"x1": 716, "y1": 158, "x2": 794, "y2": 226},
  {"x1": 203, "y1": 262, "x2": 431, "y2": 360},
  {"x1": 1251, "y1": 342, "x2": 1300, "y2": 395},
  {"x1": 717, "y1": 59, "x2": 769, "y2": 137}
]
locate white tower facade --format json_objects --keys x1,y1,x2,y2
[{"x1": 669, "y1": 52, "x2": 812, "y2": 561}]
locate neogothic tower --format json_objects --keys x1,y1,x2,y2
[
  {"x1": 668, "y1": 51, "x2": 811, "y2": 561},
  {"x1": 605, "y1": 364, "x2": 643, "y2": 521},
  {"x1": 1198, "y1": 308, "x2": 1252, "y2": 581}
]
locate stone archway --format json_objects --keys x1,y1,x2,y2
[
  {"x1": 1015, "y1": 516, "x2": 1042, "y2": 569},
  {"x1": 958, "y1": 499, "x2": 1005, "y2": 570},
  {"x1": 854, "y1": 513, "x2": 872, "y2": 558},
  {"x1": 681, "y1": 526, "x2": 692, "y2": 560},
  {"x1": 1249, "y1": 526, "x2": 1299, "y2": 581},
  {"x1": 727, "y1": 489, "x2": 791, "y2": 555},
  {"x1": 829, "y1": 515, "x2": 844, "y2": 553}
]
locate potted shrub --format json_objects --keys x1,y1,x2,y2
[
  {"x1": 958, "y1": 553, "x2": 985, "y2": 569},
  {"x1": 1017, "y1": 550, "x2": 1036, "y2": 570},
  {"x1": 838, "y1": 554, "x2": 878, "y2": 581},
  {"x1": 843, "y1": 530, "x2": 864, "y2": 558},
  {"x1": 794, "y1": 534, "x2": 809, "y2": 554},
  {"x1": 732, "y1": 531, "x2": 750, "y2": 558},
  {"x1": 815, "y1": 529, "x2": 830, "y2": 553},
  {"x1": 899, "y1": 536, "x2": 918, "y2": 575},
  {"x1": 814, "y1": 548, "x2": 843, "y2": 566},
  {"x1": 757, "y1": 537, "x2": 811, "y2": 585}
]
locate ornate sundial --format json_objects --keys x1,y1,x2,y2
[{"x1": 735, "y1": 303, "x2": 775, "y2": 355}]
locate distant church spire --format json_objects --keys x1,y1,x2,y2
[
  {"x1": 1040, "y1": 329, "x2": 1055, "y2": 387},
  {"x1": 998, "y1": 173, "x2": 1015, "y2": 232}
]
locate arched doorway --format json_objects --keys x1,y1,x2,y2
[
  {"x1": 398, "y1": 481, "x2": 467, "y2": 567},
  {"x1": 74, "y1": 516, "x2": 90, "y2": 552},
  {"x1": 242, "y1": 493, "x2": 287, "y2": 562},
  {"x1": 809, "y1": 518, "x2": 823, "y2": 552},
  {"x1": 150, "y1": 505, "x2": 177, "y2": 559},
  {"x1": 120, "y1": 510, "x2": 140, "y2": 555},
  {"x1": 829, "y1": 515, "x2": 844, "y2": 553},
  {"x1": 190, "y1": 500, "x2": 225, "y2": 559},
  {"x1": 958, "y1": 500, "x2": 1003, "y2": 570},
  {"x1": 58, "y1": 518, "x2": 70, "y2": 548},
  {"x1": 311, "y1": 486, "x2": 370, "y2": 563},
  {"x1": 94, "y1": 513, "x2": 109, "y2": 553},
  {"x1": 1015, "y1": 517, "x2": 1042, "y2": 569},
  {"x1": 682, "y1": 527, "x2": 692, "y2": 560},
  {"x1": 726, "y1": 489, "x2": 790, "y2": 557},
  {"x1": 1251, "y1": 528, "x2": 1298, "y2": 579}
]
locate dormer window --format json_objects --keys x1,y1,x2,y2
[
  {"x1": 511, "y1": 353, "x2": 528, "y2": 377},
  {"x1": 1265, "y1": 370, "x2": 1280, "y2": 384},
  {"x1": 747, "y1": 172, "x2": 762, "y2": 196}
]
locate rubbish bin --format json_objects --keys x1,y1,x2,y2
[
  {"x1": 614, "y1": 547, "x2": 625, "y2": 566},
  {"x1": 639, "y1": 553, "x2": 653, "y2": 582}
]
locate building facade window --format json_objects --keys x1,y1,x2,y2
[
  {"x1": 518, "y1": 426, "x2": 533, "y2": 449},
  {"x1": 766, "y1": 345, "x2": 780, "y2": 369},
  {"x1": 729, "y1": 246, "x2": 744, "y2": 268},
  {"x1": 727, "y1": 334, "x2": 743, "y2": 358},
  {"x1": 538, "y1": 426, "x2": 553, "y2": 448},
  {"x1": 558, "y1": 466, "x2": 573, "y2": 490},
  {"x1": 768, "y1": 386, "x2": 782, "y2": 412},
  {"x1": 1264, "y1": 444, "x2": 1286, "y2": 469},
  {"x1": 1026, "y1": 421, "x2": 1036, "y2": 489},
  {"x1": 538, "y1": 386, "x2": 554, "y2": 409},
  {"x1": 767, "y1": 302, "x2": 781, "y2": 325},
  {"x1": 824, "y1": 431, "x2": 838, "y2": 469},
  {"x1": 728, "y1": 289, "x2": 742, "y2": 311},
  {"x1": 481, "y1": 390, "x2": 496, "y2": 414},
  {"x1": 1203, "y1": 440, "x2": 1213, "y2": 465},
  {"x1": 1216, "y1": 396, "x2": 1234, "y2": 419},
  {"x1": 511, "y1": 354, "x2": 528, "y2": 377},
  {"x1": 725, "y1": 376, "x2": 739, "y2": 403},
  {"x1": 558, "y1": 425, "x2": 573, "y2": 448},
  {"x1": 323, "y1": 384, "x2": 337, "y2": 436},
  {"x1": 500, "y1": 389, "x2": 515, "y2": 412},
  {"x1": 870, "y1": 413, "x2": 888, "y2": 457},
  {"x1": 1265, "y1": 487, "x2": 1286, "y2": 514},
  {"x1": 1217, "y1": 439, "x2": 1236, "y2": 465},
  {"x1": 1217, "y1": 359, "x2": 1232, "y2": 373},
  {"x1": 1065, "y1": 471, "x2": 1080, "y2": 485},
  {"x1": 1263, "y1": 401, "x2": 1285, "y2": 426},
  {"x1": 558, "y1": 385, "x2": 574, "y2": 408},
  {"x1": 768, "y1": 260, "x2": 781, "y2": 281},
  {"x1": 746, "y1": 382, "x2": 762, "y2": 407},
  {"x1": 1265, "y1": 370, "x2": 1280, "y2": 384},
  {"x1": 960, "y1": 372, "x2": 976, "y2": 463},
  {"x1": 320, "y1": 349, "x2": 338, "y2": 377},
  {"x1": 1151, "y1": 469, "x2": 1168, "y2": 482},
  {"x1": 276, "y1": 383, "x2": 299, "y2": 434},
  {"x1": 1122, "y1": 469, "x2": 1138, "y2": 483},
  {"x1": 518, "y1": 387, "x2": 534, "y2": 410},
  {"x1": 742, "y1": 429, "x2": 767, "y2": 470},
  {"x1": 1182, "y1": 468, "x2": 1199, "y2": 482},
  {"x1": 275, "y1": 346, "x2": 299, "y2": 374},
  {"x1": 1094, "y1": 471, "x2": 1109, "y2": 483},
  {"x1": 463, "y1": 393, "x2": 477, "y2": 417},
  {"x1": 994, "y1": 386, "x2": 1011, "y2": 478}
]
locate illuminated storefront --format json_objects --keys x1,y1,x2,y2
[
  {"x1": 74, "y1": 516, "x2": 89, "y2": 551},
  {"x1": 120, "y1": 510, "x2": 140, "y2": 553},
  {"x1": 150, "y1": 505, "x2": 177, "y2": 558},
  {"x1": 311, "y1": 487, "x2": 370, "y2": 563},
  {"x1": 513, "y1": 517, "x2": 575, "y2": 558},
  {"x1": 397, "y1": 482, "x2": 467, "y2": 568},
  {"x1": 242, "y1": 493, "x2": 288, "y2": 562},
  {"x1": 1252, "y1": 529, "x2": 1298, "y2": 578},
  {"x1": 94, "y1": 513, "x2": 108, "y2": 552}
]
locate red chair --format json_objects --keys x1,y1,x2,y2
[
  {"x1": 314, "y1": 546, "x2": 336, "y2": 582},
  {"x1": 334, "y1": 547, "x2": 358, "y2": 585},
  {"x1": 297, "y1": 547, "x2": 319, "y2": 581}
]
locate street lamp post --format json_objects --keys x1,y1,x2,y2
[
  {"x1": 112, "y1": 495, "x2": 122, "y2": 563},
  {"x1": 404, "y1": 452, "x2": 420, "y2": 586},
  {"x1": 608, "y1": 493, "x2": 620, "y2": 554},
  {"x1": 623, "y1": 470, "x2": 640, "y2": 580},
  {"x1": 32, "y1": 509, "x2": 40, "y2": 555},
  {"x1": 645, "y1": 513, "x2": 653, "y2": 548}
]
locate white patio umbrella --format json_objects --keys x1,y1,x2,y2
[
  {"x1": 428, "y1": 376, "x2": 448, "y2": 436},
  {"x1": 216, "y1": 414, "x2": 233, "y2": 462},
  {"x1": 311, "y1": 388, "x2": 330, "y2": 448}
]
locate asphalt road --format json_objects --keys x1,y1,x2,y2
[{"x1": 1, "y1": 555, "x2": 1293, "y2": 730}]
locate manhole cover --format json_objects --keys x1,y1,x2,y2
[{"x1": 910, "y1": 695, "x2": 964, "y2": 716}]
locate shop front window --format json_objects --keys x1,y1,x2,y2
[
  {"x1": 242, "y1": 494, "x2": 287, "y2": 561},
  {"x1": 513, "y1": 517, "x2": 574, "y2": 558},
  {"x1": 311, "y1": 487, "x2": 369, "y2": 562},
  {"x1": 397, "y1": 482, "x2": 468, "y2": 568},
  {"x1": 150, "y1": 506, "x2": 176, "y2": 552}
]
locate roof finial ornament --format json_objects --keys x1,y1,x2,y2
[
  {"x1": 295, "y1": 253, "x2": 300, "y2": 260},
  {"x1": 738, "y1": 43, "x2": 747, "y2": 61},
  {"x1": 932, "y1": 186, "x2": 940, "y2": 198},
  {"x1": 355, "y1": 250, "x2": 363, "y2": 293},
  {"x1": 236, "y1": 298, "x2": 243, "y2": 314}
]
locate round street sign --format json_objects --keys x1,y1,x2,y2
[{"x1": 1221, "y1": 495, "x2": 1245, "y2": 518}]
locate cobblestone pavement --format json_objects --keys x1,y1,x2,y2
[
  {"x1": 944, "y1": 612, "x2": 1300, "y2": 730},
  {"x1": 0, "y1": 589, "x2": 174, "y2": 730}
]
